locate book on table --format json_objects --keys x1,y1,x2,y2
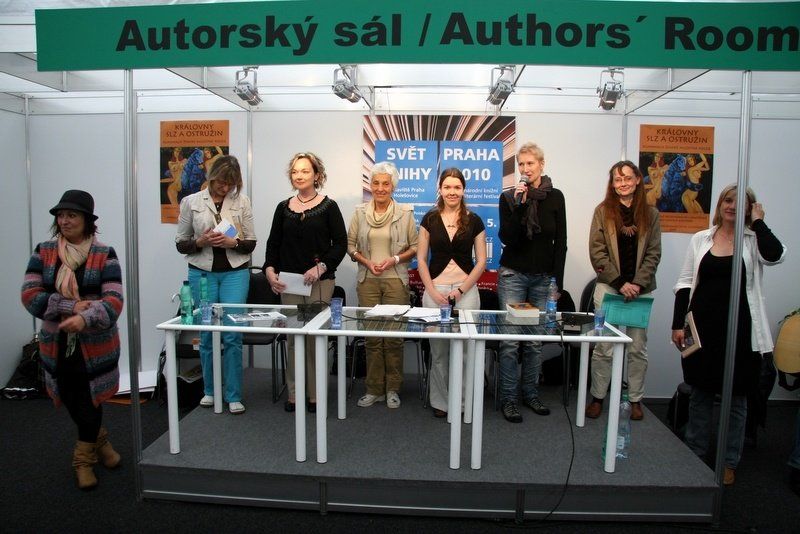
[
  {"x1": 681, "y1": 311, "x2": 702, "y2": 358},
  {"x1": 506, "y1": 302, "x2": 540, "y2": 322}
]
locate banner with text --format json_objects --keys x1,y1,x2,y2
[
  {"x1": 36, "y1": 1, "x2": 800, "y2": 71},
  {"x1": 363, "y1": 115, "x2": 516, "y2": 292}
]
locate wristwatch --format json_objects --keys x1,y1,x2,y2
[{"x1": 318, "y1": 262, "x2": 327, "y2": 272}]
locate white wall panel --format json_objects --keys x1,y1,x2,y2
[{"x1": 0, "y1": 110, "x2": 34, "y2": 387}]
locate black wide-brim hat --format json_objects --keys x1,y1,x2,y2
[{"x1": 49, "y1": 189, "x2": 98, "y2": 221}]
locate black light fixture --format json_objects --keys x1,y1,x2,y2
[
  {"x1": 597, "y1": 68, "x2": 624, "y2": 110},
  {"x1": 332, "y1": 65, "x2": 362, "y2": 103},
  {"x1": 487, "y1": 65, "x2": 515, "y2": 106},
  {"x1": 233, "y1": 67, "x2": 261, "y2": 106}
]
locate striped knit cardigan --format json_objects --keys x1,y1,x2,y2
[{"x1": 21, "y1": 238, "x2": 124, "y2": 407}]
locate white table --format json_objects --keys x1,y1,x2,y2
[
  {"x1": 156, "y1": 303, "x2": 328, "y2": 462},
  {"x1": 462, "y1": 310, "x2": 632, "y2": 473},
  {"x1": 309, "y1": 306, "x2": 471, "y2": 468}
]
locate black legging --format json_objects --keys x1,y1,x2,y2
[{"x1": 56, "y1": 343, "x2": 102, "y2": 443}]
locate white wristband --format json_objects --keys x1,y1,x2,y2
[{"x1": 393, "y1": 255, "x2": 400, "y2": 265}]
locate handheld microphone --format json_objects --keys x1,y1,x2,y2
[{"x1": 514, "y1": 176, "x2": 529, "y2": 206}]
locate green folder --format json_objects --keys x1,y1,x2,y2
[{"x1": 600, "y1": 293, "x2": 654, "y2": 329}]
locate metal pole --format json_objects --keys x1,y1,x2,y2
[
  {"x1": 713, "y1": 70, "x2": 751, "y2": 516},
  {"x1": 246, "y1": 109, "x2": 253, "y2": 198},
  {"x1": 123, "y1": 69, "x2": 144, "y2": 500},
  {"x1": 25, "y1": 96, "x2": 36, "y2": 334}
]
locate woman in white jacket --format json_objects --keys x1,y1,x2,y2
[
  {"x1": 175, "y1": 155, "x2": 256, "y2": 414},
  {"x1": 671, "y1": 184, "x2": 785, "y2": 485}
]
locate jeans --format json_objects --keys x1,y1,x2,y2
[
  {"x1": 789, "y1": 407, "x2": 800, "y2": 470},
  {"x1": 590, "y1": 282, "x2": 650, "y2": 403},
  {"x1": 188, "y1": 268, "x2": 249, "y2": 403},
  {"x1": 422, "y1": 284, "x2": 480, "y2": 412},
  {"x1": 497, "y1": 268, "x2": 549, "y2": 404},
  {"x1": 684, "y1": 387, "x2": 747, "y2": 469}
]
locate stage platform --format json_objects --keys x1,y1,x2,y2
[{"x1": 141, "y1": 368, "x2": 718, "y2": 522}]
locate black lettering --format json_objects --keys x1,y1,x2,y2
[
  {"x1": 192, "y1": 25, "x2": 216, "y2": 49},
  {"x1": 476, "y1": 21, "x2": 501, "y2": 45},
  {"x1": 585, "y1": 23, "x2": 605, "y2": 47},
  {"x1": 555, "y1": 22, "x2": 582, "y2": 47},
  {"x1": 758, "y1": 26, "x2": 799, "y2": 51},
  {"x1": 440, "y1": 13, "x2": 473, "y2": 45},
  {"x1": 264, "y1": 16, "x2": 291, "y2": 47},
  {"x1": 726, "y1": 26, "x2": 753, "y2": 51},
  {"x1": 116, "y1": 20, "x2": 145, "y2": 51},
  {"x1": 665, "y1": 17, "x2": 695, "y2": 50},
  {"x1": 526, "y1": 13, "x2": 551, "y2": 46},
  {"x1": 697, "y1": 26, "x2": 723, "y2": 51},
  {"x1": 239, "y1": 24, "x2": 261, "y2": 47},
  {"x1": 175, "y1": 19, "x2": 190, "y2": 50},
  {"x1": 147, "y1": 27, "x2": 170, "y2": 50},
  {"x1": 505, "y1": 14, "x2": 523, "y2": 46},
  {"x1": 607, "y1": 23, "x2": 630, "y2": 48},
  {"x1": 334, "y1": 22, "x2": 358, "y2": 46},
  {"x1": 219, "y1": 24, "x2": 237, "y2": 48}
]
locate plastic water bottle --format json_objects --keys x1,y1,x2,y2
[
  {"x1": 545, "y1": 277, "x2": 558, "y2": 327},
  {"x1": 604, "y1": 393, "x2": 632, "y2": 459},
  {"x1": 199, "y1": 274, "x2": 212, "y2": 325},
  {"x1": 179, "y1": 280, "x2": 194, "y2": 325}
]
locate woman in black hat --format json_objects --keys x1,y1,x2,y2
[{"x1": 21, "y1": 190, "x2": 125, "y2": 491}]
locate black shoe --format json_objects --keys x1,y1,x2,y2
[
  {"x1": 308, "y1": 401, "x2": 317, "y2": 413},
  {"x1": 501, "y1": 401, "x2": 523, "y2": 423},
  {"x1": 284, "y1": 400, "x2": 296, "y2": 412},
  {"x1": 523, "y1": 397, "x2": 550, "y2": 416}
]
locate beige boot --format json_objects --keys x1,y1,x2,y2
[
  {"x1": 95, "y1": 427, "x2": 121, "y2": 469},
  {"x1": 73, "y1": 441, "x2": 98, "y2": 490}
]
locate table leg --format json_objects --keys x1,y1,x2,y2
[
  {"x1": 165, "y1": 330, "x2": 180, "y2": 454},
  {"x1": 447, "y1": 343, "x2": 455, "y2": 424},
  {"x1": 576, "y1": 342, "x2": 590, "y2": 428},
  {"x1": 295, "y1": 334, "x2": 306, "y2": 462},
  {"x1": 471, "y1": 339, "x2": 486, "y2": 469},
  {"x1": 316, "y1": 336, "x2": 327, "y2": 464},
  {"x1": 604, "y1": 342, "x2": 625, "y2": 473},
  {"x1": 463, "y1": 339, "x2": 475, "y2": 424},
  {"x1": 337, "y1": 335, "x2": 346, "y2": 420},
  {"x1": 449, "y1": 339, "x2": 463, "y2": 469},
  {"x1": 212, "y1": 330, "x2": 222, "y2": 413}
]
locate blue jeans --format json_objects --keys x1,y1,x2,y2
[
  {"x1": 789, "y1": 407, "x2": 800, "y2": 470},
  {"x1": 684, "y1": 387, "x2": 747, "y2": 469},
  {"x1": 497, "y1": 268, "x2": 549, "y2": 404},
  {"x1": 188, "y1": 268, "x2": 250, "y2": 403}
]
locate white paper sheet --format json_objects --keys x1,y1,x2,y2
[
  {"x1": 364, "y1": 304, "x2": 410, "y2": 317},
  {"x1": 279, "y1": 271, "x2": 312, "y2": 296},
  {"x1": 403, "y1": 307, "x2": 442, "y2": 322}
]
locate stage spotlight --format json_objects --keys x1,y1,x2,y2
[
  {"x1": 597, "y1": 68, "x2": 624, "y2": 110},
  {"x1": 233, "y1": 67, "x2": 262, "y2": 106},
  {"x1": 332, "y1": 66, "x2": 362, "y2": 103},
  {"x1": 487, "y1": 65, "x2": 515, "y2": 106}
]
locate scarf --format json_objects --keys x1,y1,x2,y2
[
  {"x1": 365, "y1": 200, "x2": 394, "y2": 228},
  {"x1": 56, "y1": 235, "x2": 92, "y2": 357},
  {"x1": 523, "y1": 175, "x2": 553, "y2": 239}
]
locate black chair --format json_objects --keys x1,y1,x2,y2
[
  {"x1": 242, "y1": 267, "x2": 287, "y2": 403},
  {"x1": 580, "y1": 277, "x2": 597, "y2": 314}
]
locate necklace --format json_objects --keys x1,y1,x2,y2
[
  {"x1": 297, "y1": 192, "x2": 318, "y2": 204},
  {"x1": 442, "y1": 211, "x2": 458, "y2": 229}
]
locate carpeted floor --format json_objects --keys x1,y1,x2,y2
[{"x1": 2, "y1": 386, "x2": 798, "y2": 533}]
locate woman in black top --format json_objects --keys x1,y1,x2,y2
[
  {"x1": 264, "y1": 152, "x2": 347, "y2": 412},
  {"x1": 671, "y1": 184, "x2": 785, "y2": 485},
  {"x1": 418, "y1": 168, "x2": 486, "y2": 418},
  {"x1": 496, "y1": 142, "x2": 567, "y2": 423}
]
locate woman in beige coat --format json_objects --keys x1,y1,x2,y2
[{"x1": 586, "y1": 161, "x2": 661, "y2": 421}]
